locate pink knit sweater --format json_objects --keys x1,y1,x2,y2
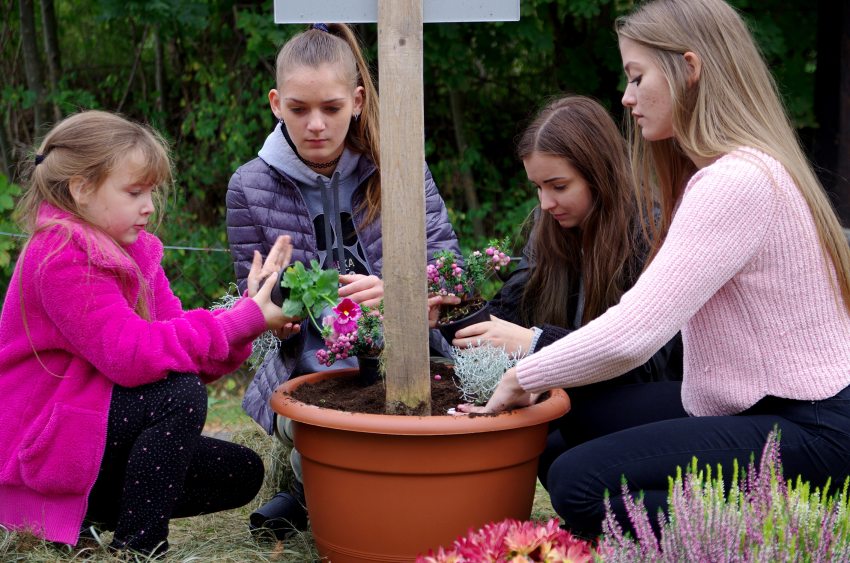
[
  {"x1": 0, "y1": 204, "x2": 267, "y2": 545},
  {"x1": 517, "y1": 148, "x2": 850, "y2": 416}
]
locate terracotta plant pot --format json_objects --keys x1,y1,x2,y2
[
  {"x1": 271, "y1": 368, "x2": 570, "y2": 563},
  {"x1": 437, "y1": 301, "x2": 491, "y2": 345}
]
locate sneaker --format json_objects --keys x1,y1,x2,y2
[{"x1": 249, "y1": 482, "x2": 309, "y2": 540}]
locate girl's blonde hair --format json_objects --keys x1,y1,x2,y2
[
  {"x1": 516, "y1": 96, "x2": 639, "y2": 327},
  {"x1": 617, "y1": 0, "x2": 850, "y2": 312},
  {"x1": 275, "y1": 24, "x2": 381, "y2": 226},
  {"x1": 16, "y1": 110, "x2": 173, "y2": 320}
]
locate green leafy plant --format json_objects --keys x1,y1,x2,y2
[{"x1": 280, "y1": 260, "x2": 340, "y2": 329}]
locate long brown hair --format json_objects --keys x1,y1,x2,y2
[
  {"x1": 516, "y1": 96, "x2": 638, "y2": 327},
  {"x1": 617, "y1": 0, "x2": 850, "y2": 312},
  {"x1": 16, "y1": 110, "x2": 173, "y2": 321},
  {"x1": 275, "y1": 24, "x2": 381, "y2": 226}
]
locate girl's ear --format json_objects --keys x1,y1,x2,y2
[
  {"x1": 68, "y1": 176, "x2": 89, "y2": 206},
  {"x1": 269, "y1": 89, "x2": 283, "y2": 120},
  {"x1": 683, "y1": 51, "x2": 702, "y2": 87},
  {"x1": 352, "y1": 86, "x2": 365, "y2": 116}
]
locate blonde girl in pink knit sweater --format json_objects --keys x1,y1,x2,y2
[
  {"x1": 0, "y1": 111, "x2": 296, "y2": 555},
  {"x1": 459, "y1": 0, "x2": 850, "y2": 538}
]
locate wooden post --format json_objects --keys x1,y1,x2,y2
[
  {"x1": 378, "y1": 0, "x2": 431, "y2": 415},
  {"x1": 274, "y1": 0, "x2": 517, "y2": 415}
]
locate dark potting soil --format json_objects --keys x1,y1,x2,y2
[
  {"x1": 438, "y1": 296, "x2": 487, "y2": 324},
  {"x1": 290, "y1": 360, "x2": 470, "y2": 416}
]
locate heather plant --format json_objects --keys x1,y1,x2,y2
[
  {"x1": 417, "y1": 518, "x2": 592, "y2": 562},
  {"x1": 450, "y1": 342, "x2": 520, "y2": 405},
  {"x1": 597, "y1": 430, "x2": 850, "y2": 562},
  {"x1": 428, "y1": 238, "x2": 511, "y2": 301}
]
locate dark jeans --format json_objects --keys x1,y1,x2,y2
[
  {"x1": 538, "y1": 380, "x2": 687, "y2": 488},
  {"x1": 86, "y1": 373, "x2": 264, "y2": 554},
  {"x1": 546, "y1": 382, "x2": 850, "y2": 538}
]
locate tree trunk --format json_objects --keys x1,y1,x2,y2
[
  {"x1": 39, "y1": 0, "x2": 61, "y2": 122},
  {"x1": 0, "y1": 113, "x2": 13, "y2": 179},
  {"x1": 449, "y1": 88, "x2": 484, "y2": 240},
  {"x1": 18, "y1": 0, "x2": 45, "y2": 135},
  {"x1": 117, "y1": 26, "x2": 148, "y2": 113},
  {"x1": 153, "y1": 26, "x2": 165, "y2": 118}
]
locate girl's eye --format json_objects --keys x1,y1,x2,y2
[
  {"x1": 289, "y1": 107, "x2": 305, "y2": 114},
  {"x1": 324, "y1": 107, "x2": 341, "y2": 114},
  {"x1": 629, "y1": 76, "x2": 642, "y2": 86},
  {"x1": 553, "y1": 185, "x2": 567, "y2": 192}
]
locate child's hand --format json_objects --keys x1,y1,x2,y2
[
  {"x1": 338, "y1": 274, "x2": 383, "y2": 307},
  {"x1": 247, "y1": 236, "x2": 293, "y2": 296},
  {"x1": 251, "y1": 273, "x2": 293, "y2": 329},
  {"x1": 248, "y1": 236, "x2": 297, "y2": 329}
]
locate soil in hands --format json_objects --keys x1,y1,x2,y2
[
  {"x1": 290, "y1": 360, "x2": 466, "y2": 415},
  {"x1": 438, "y1": 296, "x2": 487, "y2": 324}
]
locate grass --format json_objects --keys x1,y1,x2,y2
[{"x1": 2, "y1": 387, "x2": 557, "y2": 562}]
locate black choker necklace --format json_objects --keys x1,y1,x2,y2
[{"x1": 299, "y1": 154, "x2": 341, "y2": 170}]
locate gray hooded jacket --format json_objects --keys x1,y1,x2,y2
[{"x1": 226, "y1": 127, "x2": 460, "y2": 433}]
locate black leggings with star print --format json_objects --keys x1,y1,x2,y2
[{"x1": 85, "y1": 372, "x2": 264, "y2": 555}]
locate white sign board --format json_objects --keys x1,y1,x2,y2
[{"x1": 274, "y1": 0, "x2": 519, "y2": 23}]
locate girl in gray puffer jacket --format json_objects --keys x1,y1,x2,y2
[{"x1": 225, "y1": 23, "x2": 460, "y2": 538}]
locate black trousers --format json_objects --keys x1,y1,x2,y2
[
  {"x1": 86, "y1": 373, "x2": 264, "y2": 554},
  {"x1": 545, "y1": 381, "x2": 850, "y2": 538}
]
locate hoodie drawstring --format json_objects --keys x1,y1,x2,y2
[{"x1": 318, "y1": 172, "x2": 345, "y2": 273}]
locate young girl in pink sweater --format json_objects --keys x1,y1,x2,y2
[
  {"x1": 459, "y1": 0, "x2": 850, "y2": 538},
  {"x1": 0, "y1": 111, "x2": 295, "y2": 555}
]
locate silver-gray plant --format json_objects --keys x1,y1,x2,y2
[
  {"x1": 211, "y1": 284, "x2": 280, "y2": 371},
  {"x1": 450, "y1": 342, "x2": 521, "y2": 405}
]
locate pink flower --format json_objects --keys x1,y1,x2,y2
[
  {"x1": 417, "y1": 519, "x2": 591, "y2": 563},
  {"x1": 322, "y1": 315, "x2": 339, "y2": 343},
  {"x1": 333, "y1": 298, "x2": 361, "y2": 334}
]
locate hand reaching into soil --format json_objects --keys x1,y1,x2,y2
[{"x1": 455, "y1": 367, "x2": 538, "y2": 415}]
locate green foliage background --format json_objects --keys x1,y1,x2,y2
[{"x1": 0, "y1": 0, "x2": 818, "y2": 308}]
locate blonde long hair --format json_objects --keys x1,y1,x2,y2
[
  {"x1": 275, "y1": 24, "x2": 381, "y2": 226},
  {"x1": 16, "y1": 110, "x2": 173, "y2": 320},
  {"x1": 616, "y1": 0, "x2": 850, "y2": 311},
  {"x1": 516, "y1": 96, "x2": 639, "y2": 327}
]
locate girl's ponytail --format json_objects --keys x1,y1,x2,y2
[{"x1": 325, "y1": 24, "x2": 381, "y2": 226}]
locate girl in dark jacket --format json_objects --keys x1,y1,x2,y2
[
  {"x1": 451, "y1": 96, "x2": 683, "y2": 486},
  {"x1": 226, "y1": 23, "x2": 459, "y2": 537}
]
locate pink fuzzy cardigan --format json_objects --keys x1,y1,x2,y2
[
  {"x1": 517, "y1": 148, "x2": 850, "y2": 416},
  {"x1": 0, "y1": 204, "x2": 267, "y2": 545}
]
